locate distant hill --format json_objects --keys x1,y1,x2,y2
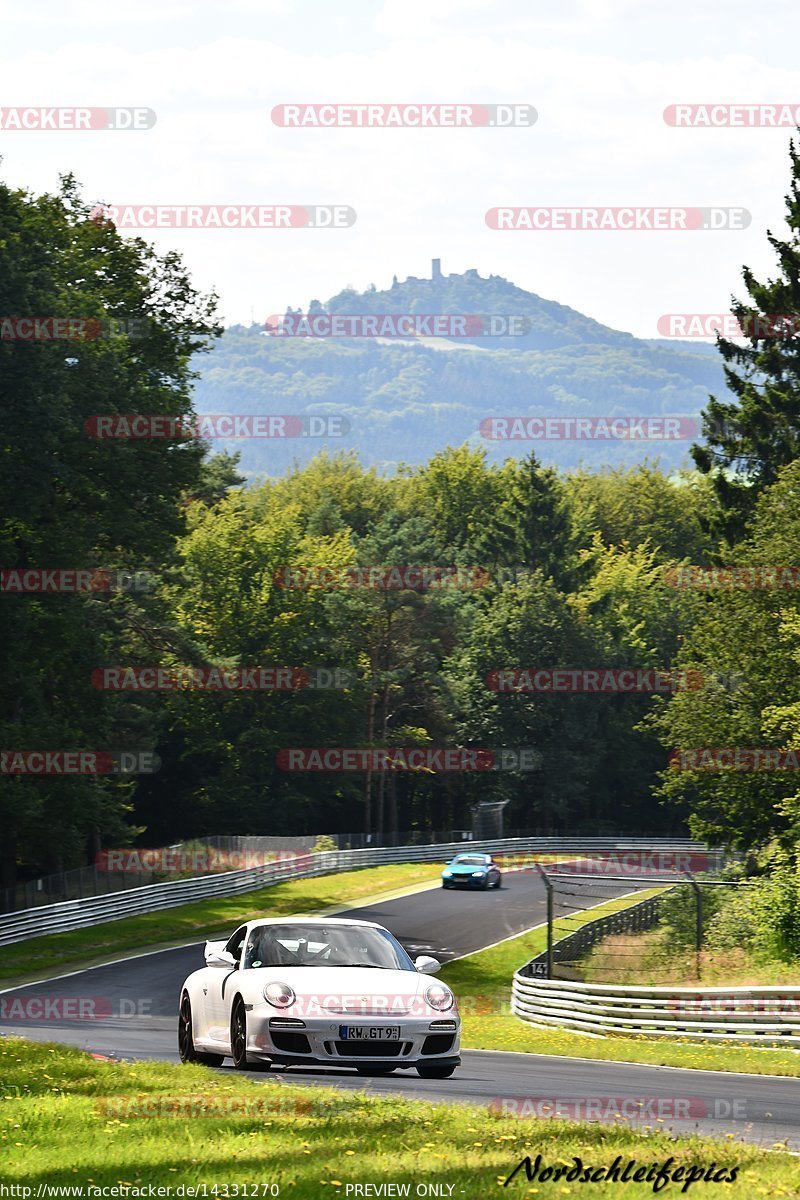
[{"x1": 191, "y1": 263, "x2": 729, "y2": 477}]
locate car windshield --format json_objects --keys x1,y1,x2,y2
[
  {"x1": 243, "y1": 923, "x2": 416, "y2": 970},
  {"x1": 452, "y1": 855, "x2": 488, "y2": 866}
]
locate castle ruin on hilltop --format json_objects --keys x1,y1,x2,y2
[{"x1": 390, "y1": 260, "x2": 481, "y2": 287}]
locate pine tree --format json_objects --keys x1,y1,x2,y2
[{"x1": 692, "y1": 138, "x2": 800, "y2": 540}]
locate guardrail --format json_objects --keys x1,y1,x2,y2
[
  {"x1": 512, "y1": 888, "x2": 800, "y2": 1046},
  {"x1": 0, "y1": 837, "x2": 712, "y2": 947},
  {"x1": 512, "y1": 976, "x2": 800, "y2": 1046},
  {"x1": 0, "y1": 828, "x2": 707, "y2": 913}
]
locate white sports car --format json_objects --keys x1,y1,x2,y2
[{"x1": 178, "y1": 916, "x2": 461, "y2": 1078}]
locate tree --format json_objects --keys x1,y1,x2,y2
[
  {"x1": 270, "y1": 451, "x2": 392, "y2": 537},
  {"x1": 0, "y1": 173, "x2": 219, "y2": 885},
  {"x1": 565, "y1": 463, "x2": 715, "y2": 565},
  {"x1": 692, "y1": 139, "x2": 800, "y2": 540},
  {"x1": 648, "y1": 458, "x2": 800, "y2": 848},
  {"x1": 348, "y1": 512, "x2": 457, "y2": 837},
  {"x1": 488, "y1": 452, "x2": 574, "y2": 586},
  {"x1": 188, "y1": 451, "x2": 245, "y2": 506},
  {"x1": 444, "y1": 573, "x2": 602, "y2": 832},
  {"x1": 401, "y1": 446, "x2": 499, "y2": 557},
  {"x1": 143, "y1": 488, "x2": 367, "y2": 840}
]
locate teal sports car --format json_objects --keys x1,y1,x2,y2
[{"x1": 441, "y1": 853, "x2": 502, "y2": 890}]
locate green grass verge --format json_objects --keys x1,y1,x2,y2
[
  {"x1": 582, "y1": 931, "x2": 800, "y2": 986},
  {"x1": 0, "y1": 864, "x2": 439, "y2": 985},
  {"x1": 2, "y1": 1039, "x2": 796, "y2": 1196},
  {"x1": 440, "y1": 890, "x2": 800, "y2": 1078}
]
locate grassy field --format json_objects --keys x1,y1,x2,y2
[
  {"x1": 0, "y1": 863, "x2": 440, "y2": 985},
  {"x1": 581, "y1": 931, "x2": 800, "y2": 986},
  {"x1": 440, "y1": 892, "x2": 800, "y2": 1077},
  {"x1": 2, "y1": 1039, "x2": 797, "y2": 1197}
]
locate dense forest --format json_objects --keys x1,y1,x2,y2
[{"x1": 3, "y1": 143, "x2": 800, "y2": 887}]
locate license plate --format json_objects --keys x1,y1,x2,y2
[{"x1": 339, "y1": 1026, "x2": 401, "y2": 1040}]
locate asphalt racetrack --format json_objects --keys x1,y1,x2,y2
[{"x1": 2, "y1": 871, "x2": 797, "y2": 1150}]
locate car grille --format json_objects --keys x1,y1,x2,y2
[
  {"x1": 332, "y1": 1040, "x2": 407, "y2": 1057},
  {"x1": 271, "y1": 1032, "x2": 311, "y2": 1053},
  {"x1": 421, "y1": 1034, "x2": 455, "y2": 1055}
]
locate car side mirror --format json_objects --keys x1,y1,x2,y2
[
  {"x1": 205, "y1": 949, "x2": 236, "y2": 968},
  {"x1": 414, "y1": 955, "x2": 441, "y2": 974}
]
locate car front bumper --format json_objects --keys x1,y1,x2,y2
[{"x1": 244, "y1": 1009, "x2": 461, "y2": 1067}]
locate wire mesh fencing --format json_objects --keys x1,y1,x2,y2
[{"x1": 530, "y1": 870, "x2": 753, "y2": 984}]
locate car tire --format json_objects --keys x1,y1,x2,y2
[
  {"x1": 480, "y1": 876, "x2": 489, "y2": 890},
  {"x1": 355, "y1": 1066, "x2": 396, "y2": 1074},
  {"x1": 494, "y1": 875, "x2": 502, "y2": 888},
  {"x1": 231, "y1": 997, "x2": 250, "y2": 1069},
  {"x1": 178, "y1": 992, "x2": 223, "y2": 1067},
  {"x1": 416, "y1": 1064, "x2": 457, "y2": 1079}
]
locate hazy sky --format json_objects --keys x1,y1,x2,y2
[{"x1": 2, "y1": 0, "x2": 800, "y2": 337}]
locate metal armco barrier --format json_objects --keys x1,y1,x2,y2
[
  {"x1": 0, "y1": 838, "x2": 711, "y2": 947},
  {"x1": 512, "y1": 976, "x2": 800, "y2": 1045},
  {"x1": 513, "y1": 890, "x2": 800, "y2": 1046}
]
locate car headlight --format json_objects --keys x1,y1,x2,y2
[
  {"x1": 425, "y1": 983, "x2": 454, "y2": 1011},
  {"x1": 471, "y1": 871, "x2": 484, "y2": 877},
  {"x1": 264, "y1": 981, "x2": 296, "y2": 1008},
  {"x1": 442, "y1": 869, "x2": 452, "y2": 877}
]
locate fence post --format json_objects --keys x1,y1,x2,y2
[
  {"x1": 685, "y1": 871, "x2": 702, "y2": 980},
  {"x1": 535, "y1": 863, "x2": 553, "y2": 979}
]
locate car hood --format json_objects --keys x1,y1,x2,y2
[
  {"x1": 446, "y1": 863, "x2": 487, "y2": 874},
  {"x1": 243, "y1": 965, "x2": 448, "y2": 1016}
]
